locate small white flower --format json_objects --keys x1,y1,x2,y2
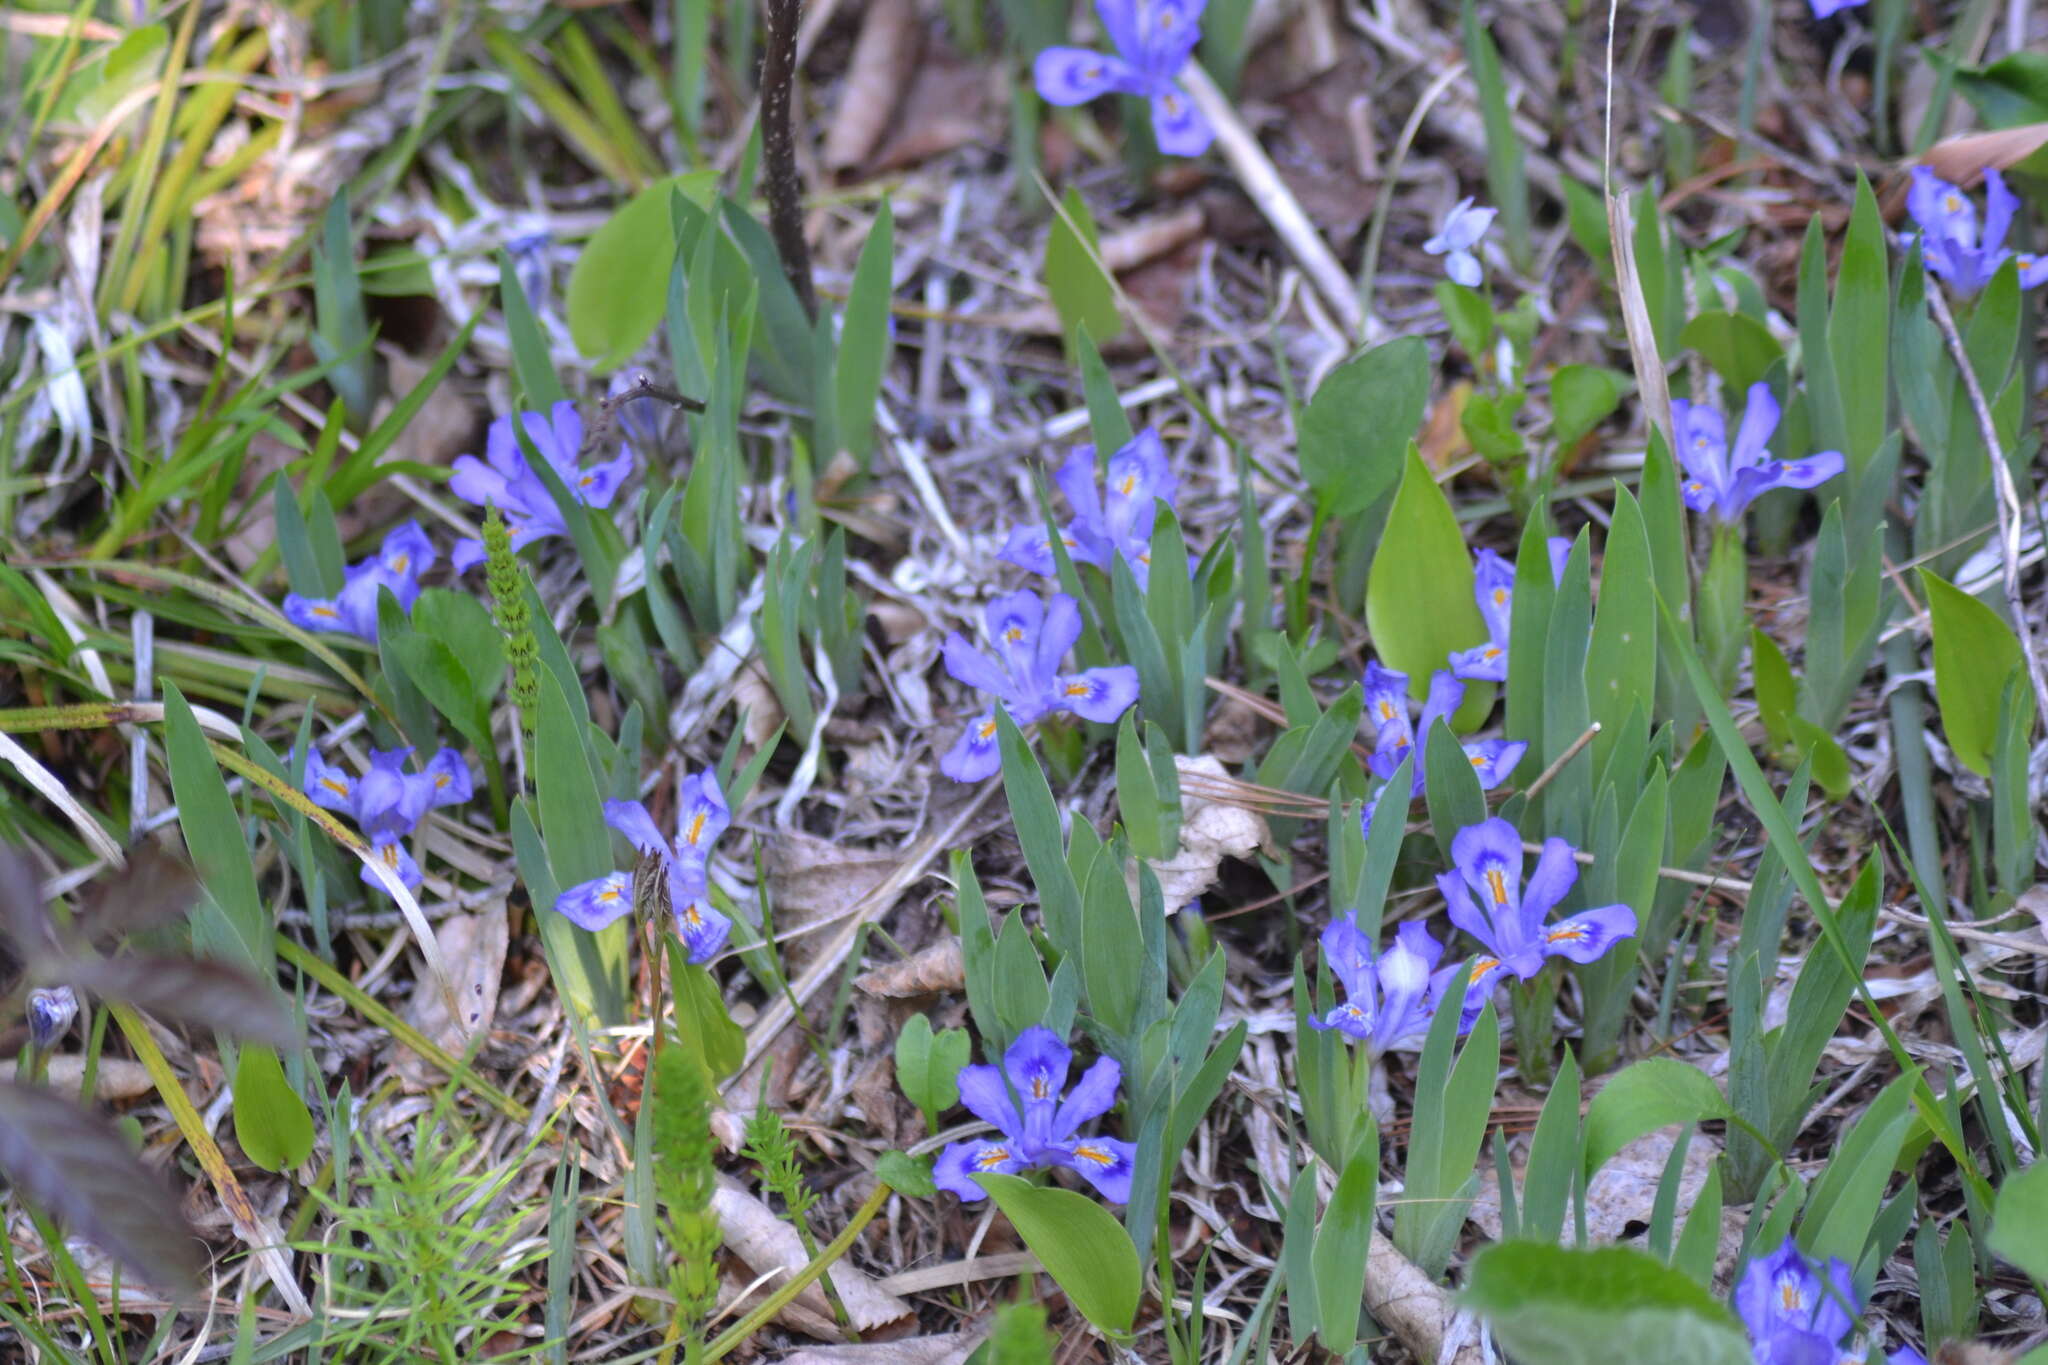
[{"x1": 1424, "y1": 196, "x2": 1498, "y2": 287}]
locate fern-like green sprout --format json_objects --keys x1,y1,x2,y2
[
  {"x1": 482, "y1": 505, "x2": 540, "y2": 751},
  {"x1": 988, "y1": 1300, "x2": 1054, "y2": 1365},
  {"x1": 743, "y1": 1105, "x2": 852, "y2": 1331},
  {"x1": 652, "y1": 1047, "x2": 722, "y2": 1340}
]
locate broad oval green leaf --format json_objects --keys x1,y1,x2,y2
[
  {"x1": 1044, "y1": 187, "x2": 1120, "y2": 357},
  {"x1": 1365, "y1": 447, "x2": 1488, "y2": 705},
  {"x1": 1583, "y1": 1057, "x2": 1730, "y2": 1179},
  {"x1": 1678, "y1": 310, "x2": 1783, "y2": 397},
  {"x1": 1922, "y1": 569, "x2": 2026, "y2": 777},
  {"x1": 233, "y1": 1045, "x2": 314, "y2": 1173},
  {"x1": 1299, "y1": 337, "x2": 1429, "y2": 518},
  {"x1": 567, "y1": 174, "x2": 713, "y2": 369},
  {"x1": 1550, "y1": 364, "x2": 1626, "y2": 453},
  {"x1": 1462, "y1": 1242, "x2": 1752, "y2": 1365},
  {"x1": 1991, "y1": 1162, "x2": 2048, "y2": 1283},
  {"x1": 978, "y1": 1173, "x2": 1141, "y2": 1338}
]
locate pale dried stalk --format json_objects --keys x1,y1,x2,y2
[
  {"x1": 1924, "y1": 285, "x2": 2048, "y2": 730},
  {"x1": 1178, "y1": 62, "x2": 1365, "y2": 338}
]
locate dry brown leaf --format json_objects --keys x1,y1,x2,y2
[
  {"x1": 733, "y1": 660, "x2": 786, "y2": 751},
  {"x1": 711, "y1": 1177, "x2": 913, "y2": 1334},
  {"x1": 1470, "y1": 1127, "x2": 1719, "y2": 1245},
  {"x1": 1919, "y1": 125, "x2": 2048, "y2": 185},
  {"x1": 869, "y1": 48, "x2": 994, "y2": 173},
  {"x1": 1420, "y1": 381, "x2": 1475, "y2": 473},
  {"x1": 777, "y1": 1329, "x2": 988, "y2": 1365},
  {"x1": 1132, "y1": 755, "x2": 1272, "y2": 912},
  {"x1": 766, "y1": 832, "x2": 904, "y2": 972},
  {"x1": 395, "y1": 902, "x2": 508, "y2": 1089},
  {"x1": 854, "y1": 938, "x2": 965, "y2": 998},
  {"x1": 1099, "y1": 206, "x2": 1208, "y2": 274},
  {"x1": 824, "y1": 0, "x2": 921, "y2": 173}
]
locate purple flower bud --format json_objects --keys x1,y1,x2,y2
[{"x1": 27, "y1": 986, "x2": 76, "y2": 1048}]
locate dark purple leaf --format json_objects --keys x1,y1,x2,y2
[
  {"x1": 0, "y1": 844, "x2": 58, "y2": 963},
  {"x1": 69, "y1": 845, "x2": 200, "y2": 946},
  {"x1": 55, "y1": 955, "x2": 299, "y2": 1049},
  {"x1": 0, "y1": 1080, "x2": 203, "y2": 1294}
]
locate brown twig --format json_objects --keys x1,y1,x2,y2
[{"x1": 759, "y1": 0, "x2": 817, "y2": 321}]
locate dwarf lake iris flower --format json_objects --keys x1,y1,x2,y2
[
  {"x1": 1364, "y1": 664, "x2": 1525, "y2": 798},
  {"x1": 1001, "y1": 429, "x2": 1186, "y2": 591},
  {"x1": 1672, "y1": 382, "x2": 1844, "y2": 524},
  {"x1": 1310, "y1": 915, "x2": 1453, "y2": 1057},
  {"x1": 449, "y1": 401, "x2": 633, "y2": 571},
  {"x1": 933, "y1": 1026, "x2": 1138, "y2": 1203},
  {"x1": 1808, "y1": 0, "x2": 1867, "y2": 16},
  {"x1": 1033, "y1": 0, "x2": 1212, "y2": 157},
  {"x1": 940, "y1": 591, "x2": 1140, "y2": 782},
  {"x1": 1448, "y1": 541, "x2": 1575, "y2": 681},
  {"x1": 555, "y1": 772, "x2": 732, "y2": 963},
  {"x1": 304, "y1": 746, "x2": 473, "y2": 892},
  {"x1": 1448, "y1": 548, "x2": 1516, "y2": 681},
  {"x1": 1424, "y1": 197, "x2": 1497, "y2": 288},
  {"x1": 282, "y1": 520, "x2": 435, "y2": 642},
  {"x1": 1906, "y1": 166, "x2": 2046, "y2": 296},
  {"x1": 1437, "y1": 818, "x2": 1637, "y2": 1011},
  {"x1": 1735, "y1": 1238, "x2": 1925, "y2": 1365}
]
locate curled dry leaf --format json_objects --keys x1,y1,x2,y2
[
  {"x1": 1469, "y1": 1126, "x2": 1720, "y2": 1245},
  {"x1": 1366, "y1": 1227, "x2": 1486, "y2": 1364},
  {"x1": 396, "y1": 902, "x2": 509, "y2": 1089},
  {"x1": 733, "y1": 659, "x2": 786, "y2": 752},
  {"x1": 1132, "y1": 755, "x2": 1272, "y2": 912},
  {"x1": 0, "y1": 1079, "x2": 204, "y2": 1295},
  {"x1": 711, "y1": 1176, "x2": 913, "y2": 1335},
  {"x1": 854, "y1": 937, "x2": 964, "y2": 998},
  {"x1": 1918, "y1": 125, "x2": 2048, "y2": 185},
  {"x1": 824, "y1": 0, "x2": 921, "y2": 173}
]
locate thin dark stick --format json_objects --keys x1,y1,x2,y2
[{"x1": 759, "y1": 0, "x2": 816, "y2": 321}]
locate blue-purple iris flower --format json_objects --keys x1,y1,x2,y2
[
  {"x1": 304, "y1": 746, "x2": 473, "y2": 892},
  {"x1": 1437, "y1": 818, "x2": 1637, "y2": 1015},
  {"x1": 933, "y1": 1026, "x2": 1138, "y2": 1203},
  {"x1": 555, "y1": 772, "x2": 732, "y2": 963},
  {"x1": 940, "y1": 591, "x2": 1140, "y2": 782},
  {"x1": 1906, "y1": 166, "x2": 2047, "y2": 296},
  {"x1": 1310, "y1": 914, "x2": 1457, "y2": 1057},
  {"x1": 1808, "y1": 0, "x2": 1866, "y2": 16},
  {"x1": 1001, "y1": 429, "x2": 1187, "y2": 591},
  {"x1": 1033, "y1": 0, "x2": 1212, "y2": 157},
  {"x1": 448, "y1": 402, "x2": 633, "y2": 572},
  {"x1": 1424, "y1": 198, "x2": 1497, "y2": 288},
  {"x1": 1735, "y1": 1238, "x2": 1925, "y2": 1365},
  {"x1": 1365, "y1": 664, "x2": 1525, "y2": 798},
  {"x1": 1673, "y1": 382, "x2": 1844, "y2": 524},
  {"x1": 1447, "y1": 539, "x2": 1573, "y2": 682},
  {"x1": 282, "y1": 521, "x2": 435, "y2": 643}
]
